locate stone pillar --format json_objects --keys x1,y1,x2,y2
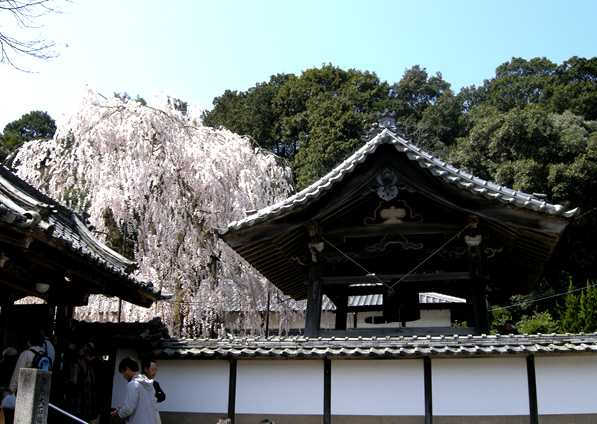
[{"x1": 14, "y1": 368, "x2": 52, "y2": 424}]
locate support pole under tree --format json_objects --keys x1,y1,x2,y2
[{"x1": 14, "y1": 368, "x2": 51, "y2": 424}]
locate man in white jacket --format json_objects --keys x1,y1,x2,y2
[{"x1": 111, "y1": 357, "x2": 156, "y2": 424}]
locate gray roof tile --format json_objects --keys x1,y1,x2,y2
[
  {"x1": 219, "y1": 128, "x2": 578, "y2": 236},
  {"x1": 0, "y1": 165, "x2": 163, "y2": 305},
  {"x1": 151, "y1": 333, "x2": 597, "y2": 359}
]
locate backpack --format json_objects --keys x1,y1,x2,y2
[{"x1": 29, "y1": 348, "x2": 52, "y2": 371}]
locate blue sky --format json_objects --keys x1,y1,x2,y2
[{"x1": 1, "y1": 0, "x2": 596, "y2": 130}]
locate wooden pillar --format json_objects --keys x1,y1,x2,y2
[
  {"x1": 465, "y1": 219, "x2": 490, "y2": 334},
  {"x1": 305, "y1": 259, "x2": 323, "y2": 338},
  {"x1": 323, "y1": 358, "x2": 331, "y2": 424},
  {"x1": 424, "y1": 357, "x2": 433, "y2": 424},
  {"x1": 333, "y1": 293, "x2": 348, "y2": 331},
  {"x1": 526, "y1": 355, "x2": 538, "y2": 424},
  {"x1": 228, "y1": 358, "x2": 237, "y2": 423}
]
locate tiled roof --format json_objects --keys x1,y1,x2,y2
[
  {"x1": 0, "y1": 165, "x2": 164, "y2": 305},
  {"x1": 219, "y1": 124, "x2": 578, "y2": 236},
  {"x1": 225, "y1": 291, "x2": 463, "y2": 313},
  {"x1": 152, "y1": 333, "x2": 597, "y2": 359}
]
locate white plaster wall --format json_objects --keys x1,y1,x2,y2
[
  {"x1": 406, "y1": 310, "x2": 453, "y2": 327},
  {"x1": 111, "y1": 350, "x2": 229, "y2": 414},
  {"x1": 354, "y1": 310, "x2": 453, "y2": 328},
  {"x1": 331, "y1": 359, "x2": 425, "y2": 416},
  {"x1": 432, "y1": 357, "x2": 529, "y2": 416},
  {"x1": 236, "y1": 360, "x2": 323, "y2": 415},
  {"x1": 535, "y1": 355, "x2": 597, "y2": 414},
  {"x1": 154, "y1": 359, "x2": 229, "y2": 413}
]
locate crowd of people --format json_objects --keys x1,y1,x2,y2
[
  {"x1": 0, "y1": 331, "x2": 166, "y2": 424},
  {"x1": 1, "y1": 331, "x2": 276, "y2": 424}
]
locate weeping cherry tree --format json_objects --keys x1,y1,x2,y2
[{"x1": 11, "y1": 86, "x2": 298, "y2": 337}]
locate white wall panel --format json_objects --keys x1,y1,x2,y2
[
  {"x1": 331, "y1": 359, "x2": 425, "y2": 416},
  {"x1": 536, "y1": 355, "x2": 597, "y2": 414},
  {"x1": 432, "y1": 357, "x2": 529, "y2": 416},
  {"x1": 112, "y1": 353, "x2": 230, "y2": 414},
  {"x1": 236, "y1": 360, "x2": 323, "y2": 415},
  {"x1": 157, "y1": 359, "x2": 229, "y2": 413}
]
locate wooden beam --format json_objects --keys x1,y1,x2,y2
[
  {"x1": 321, "y1": 272, "x2": 470, "y2": 285},
  {"x1": 324, "y1": 223, "x2": 465, "y2": 239}
]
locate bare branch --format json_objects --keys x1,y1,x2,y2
[{"x1": 0, "y1": 0, "x2": 65, "y2": 71}]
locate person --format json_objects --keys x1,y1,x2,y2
[
  {"x1": 111, "y1": 357, "x2": 156, "y2": 424},
  {"x1": 8, "y1": 332, "x2": 45, "y2": 394},
  {"x1": 259, "y1": 420, "x2": 275, "y2": 424},
  {"x1": 142, "y1": 358, "x2": 165, "y2": 424},
  {"x1": 5, "y1": 333, "x2": 45, "y2": 424},
  {"x1": 66, "y1": 343, "x2": 98, "y2": 423},
  {"x1": 216, "y1": 418, "x2": 231, "y2": 424},
  {"x1": 38, "y1": 328, "x2": 56, "y2": 367},
  {"x1": 501, "y1": 320, "x2": 519, "y2": 335},
  {"x1": 0, "y1": 347, "x2": 18, "y2": 424},
  {"x1": 0, "y1": 347, "x2": 18, "y2": 389}
]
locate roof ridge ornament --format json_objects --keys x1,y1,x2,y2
[
  {"x1": 363, "y1": 110, "x2": 408, "y2": 142},
  {"x1": 377, "y1": 109, "x2": 397, "y2": 129}
]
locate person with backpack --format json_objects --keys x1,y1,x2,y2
[
  {"x1": 8, "y1": 332, "x2": 48, "y2": 394},
  {"x1": 5, "y1": 333, "x2": 49, "y2": 424}
]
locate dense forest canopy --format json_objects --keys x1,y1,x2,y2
[{"x1": 5, "y1": 56, "x2": 597, "y2": 334}]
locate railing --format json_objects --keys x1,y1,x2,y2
[{"x1": 48, "y1": 403, "x2": 89, "y2": 424}]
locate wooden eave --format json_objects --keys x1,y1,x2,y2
[{"x1": 0, "y1": 166, "x2": 162, "y2": 307}]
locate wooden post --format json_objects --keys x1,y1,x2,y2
[
  {"x1": 323, "y1": 359, "x2": 331, "y2": 424},
  {"x1": 228, "y1": 359, "x2": 237, "y2": 423},
  {"x1": 466, "y1": 223, "x2": 490, "y2": 334},
  {"x1": 424, "y1": 357, "x2": 433, "y2": 424},
  {"x1": 14, "y1": 368, "x2": 51, "y2": 424},
  {"x1": 333, "y1": 293, "x2": 348, "y2": 331},
  {"x1": 305, "y1": 259, "x2": 323, "y2": 337},
  {"x1": 527, "y1": 355, "x2": 538, "y2": 424}
]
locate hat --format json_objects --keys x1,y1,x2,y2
[{"x1": 2, "y1": 347, "x2": 17, "y2": 357}]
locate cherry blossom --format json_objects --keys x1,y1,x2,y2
[{"x1": 12, "y1": 86, "x2": 300, "y2": 337}]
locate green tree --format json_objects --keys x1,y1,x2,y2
[
  {"x1": 517, "y1": 311, "x2": 559, "y2": 334},
  {"x1": 389, "y1": 65, "x2": 453, "y2": 125},
  {"x1": 467, "y1": 57, "x2": 557, "y2": 112},
  {"x1": 206, "y1": 65, "x2": 394, "y2": 188},
  {"x1": 558, "y1": 282, "x2": 581, "y2": 333},
  {"x1": 273, "y1": 65, "x2": 391, "y2": 188},
  {"x1": 558, "y1": 282, "x2": 597, "y2": 333},
  {"x1": 448, "y1": 103, "x2": 597, "y2": 290},
  {"x1": 205, "y1": 74, "x2": 293, "y2": 157},
  {"x1": 549, "y1": 56, "x2": 597, "y2": 121},
  {"x1": 1, "y1": 110, "x2": 56, "y2": 161}
]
